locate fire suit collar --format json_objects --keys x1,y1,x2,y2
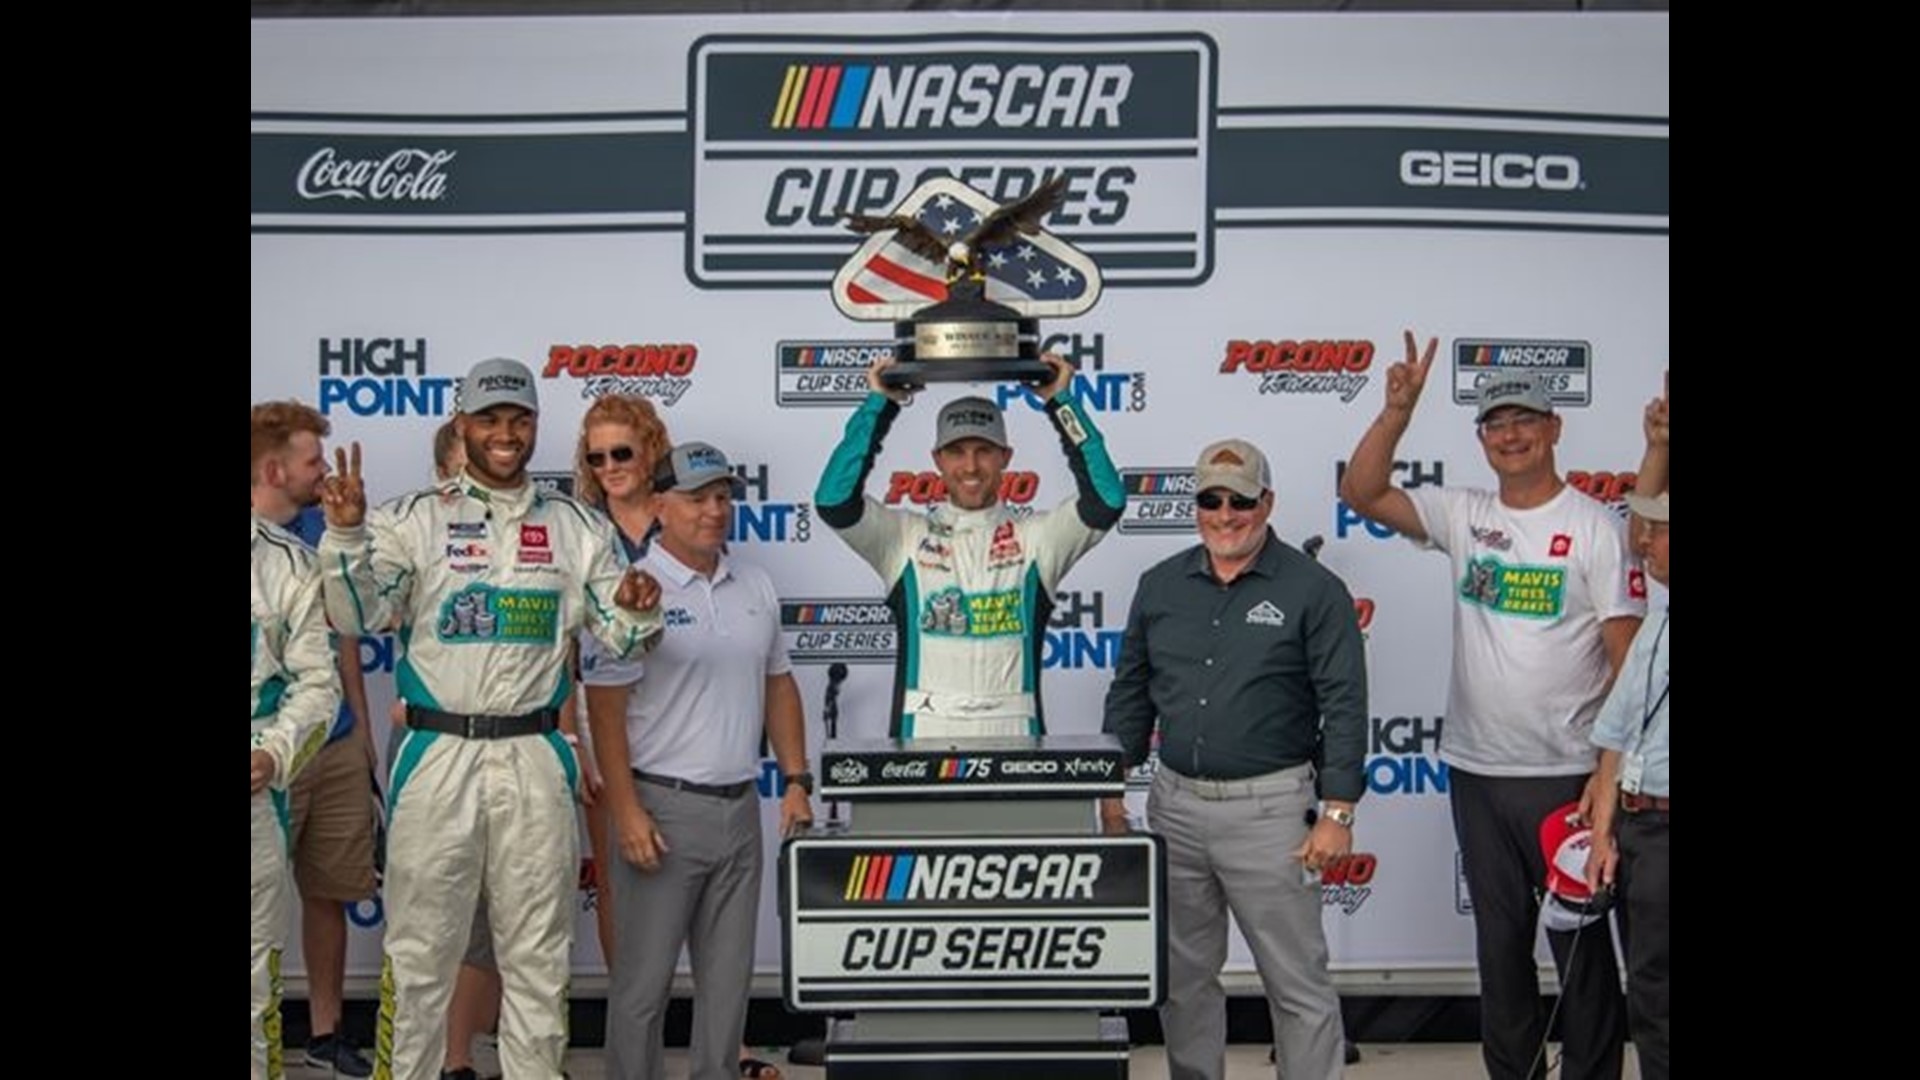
[
  {"x1": 459, "y1": 477, "x2": 536, "y2": 521},
  {"x1": 928, "y1": 502, "x2": 1005, "y2": 534}
]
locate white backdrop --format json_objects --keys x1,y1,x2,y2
[{"x1": 251, "y1": 10, "x2": 1668, "y2": 987}]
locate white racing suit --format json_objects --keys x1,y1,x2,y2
[
  {"x1": 320, "y1": 477, "x2": 659, "y2": 1080},
  {"x1": 251, "y1": 514, "x2": 339, "y2": 1080},
  {"x1": 816, "y1": 392, "x2": 1124, "y2": 737}
]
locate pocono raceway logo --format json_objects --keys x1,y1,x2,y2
[
  {"x1": 1219, "y1": 339, "x2": 1375, "y2": 403},
  {"x1": 542, "y1": 343, "x2": 698, "y2": 406},
  {"x1": 1452, "y1": 339, "x2": 1592, "y2": 408},
  {"x1": 885, "y1": 469, "x2": 1041, "y2": 520},
  {"x1": 781, "y1": 598, "x2": 895, "y2": 663},
  {"x1": 316, "y1": 337, "x2": 453, "y2": 417},
  {"x1": 1568, "y1": 467, "x2": 1639, "y2": 521},
  {"x1": 729, "y1": 463, "x2": 813, "y2": 545},
  {"x1": 688, "y1": 34, "x2": 1215, "y2": 289},
  {"x1": 1117, "y1": 467, "x2": 1196, "y2": 535},
  {"x1": 1314, "y1": 851, "x2": 1379, "y2": 915},
  {"x1": 995, "y1": 332, "x2": 1146, "y2": 415}
]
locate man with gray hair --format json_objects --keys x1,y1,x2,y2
[
  {"x1": 318, "y1": 357, "x2": 664, "y2": 1080},
  {"x1": 1340, "y1": 334, "x2": 1643, "y2": 1080},
  {"x1": 1104, "y1": 438, "x2": 1367, "y2": 1080}
]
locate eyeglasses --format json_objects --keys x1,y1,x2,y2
[
  {"x1": 584, "y1": 446, "x2": 637, "y2": 469},
  {"x1": 1195, "y1": 490, "x2": 1261, "y2": 512},
  {"x1": 1477, "y1": 412, "x2": 1548, "y2": 435}
]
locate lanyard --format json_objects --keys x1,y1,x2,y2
[{"x1": 1639, "y1": 613, "x2": 1669, "y2": 736}]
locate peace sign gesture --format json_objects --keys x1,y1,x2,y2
[
  {"x1": 1384, "y1": 330, "x2": 1438, "y2": 416},
  {"x1": 320, "y1": 441, "x2": 367, "y2": 529}
]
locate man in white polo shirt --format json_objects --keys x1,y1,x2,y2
[{"x1": 584, "y1": 441, "x2": 814, "y2": 1080}]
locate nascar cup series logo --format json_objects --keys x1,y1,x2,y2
[
  {"x1": 1117, "y1": 467, "x2": 1196, "y2": 535},
  {"x1": 776, "y1": 341, "x2": 898, "y2": 407},
  {"x1": 687, "y1": 34, "x2": 1215, "y2": 289},
  {"x1": 1451, "y1": 339, "x2": 1592, "y2": 408},
  {"x1": 781, "y1": 598, "x2": 895, "y2": 663}
]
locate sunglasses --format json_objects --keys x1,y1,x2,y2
[
  {"x1": 584, "y1": 445, "x2": 637, "y2": 469},
  {"x1": 1195, "y1": 490, "x2": 1261, "y2": 512}
]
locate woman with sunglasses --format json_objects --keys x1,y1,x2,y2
[{"x1": 574, "y1": 397, "x2": 786, "y2": 1080}]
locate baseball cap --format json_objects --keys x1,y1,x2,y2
[
  {"x1": 458, "y1": 358, "x2": 540, "y2": 415},
  {"x1": 1539, "y1": 801, "x2": 1606, "y2": 932},
  {"x1": 652, "y1": 441, "x2": 746, "y2": 496},
  {"x1": 933, "y1": 397, "x2": 1010, "y2": 451},
  {"x1": 1192, "y1": 438, "x2": 1271, "y2": 500},
  {"x1": 1623, "y1": 490, "x2": 1669, "y2": 523},
  {"x1": 1474, "y1": 371, "x2": 1554, "y2": 422}
]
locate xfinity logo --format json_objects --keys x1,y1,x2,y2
[
  {"x1": 296, "y1": 147, "x2": 454, "y2": 202},
  {"x1": 1062, "y1": 757, "x2": 1117, "y2": 779},
  {"x1": 1400, "y1": 151, "x2": 1582, "y2": 191}
]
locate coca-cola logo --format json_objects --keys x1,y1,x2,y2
[
  {"x1": 297, "y1": 147, "x2": 455, "y2": 202},
  {"x1": 881, "y1": 760, "x2": 930, "y2": 779}
]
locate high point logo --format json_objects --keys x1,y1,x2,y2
[
  {"x1": 1452, "y1": 339, "x2": 1592, "y2": 408},
  {"x1": 728, "y1": 463, "x2": 813, "y2": 545},
  {"x1": 1117, "y1": 467, "x2": 1195, "y2": 535},
  {"x1": 542, "y1": 343, "x2": 698, "y2": 407},
  {"x1": 1045, "y1": 589, "x2": 1121, "y2": 671},
  {"x1": 1333, "y1": 459, "x2": 1445, "y2": 541},
  {"x1": 842, "y1": 851, "x2": 1102, "y2": 903},
  {"x1": 316, "y1": 337, "x2": 452, "y2": 417},
  {"x1": 1219, "y1": 339, "x2": 1375, "y2": 403},
  {"x1": 775, "y1": 341, "x2": 897, "y2": 407},
  {"x1": 1367, "y1": 715, "x2": 1449, "y2": 797},
  {"x1": 688, "y1": 34, "x2": 1215, "y2": 289},
  {"x1": 780, "y1": 598, "x2": 896, "y2": 664},
  {"x1": 994, "y1": 333, "x2": 1145, "y2": 415}
]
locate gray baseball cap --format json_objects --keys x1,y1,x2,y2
[
  {"x1": 458, "y1": 357, "x2": 540, "y2": 415},
  {"x1": 1474, "y1": 371, "x2": 1554, "y2": 421},
  {"x1": 933, "y1": 397, "x2": 1010, "y2": 451},
  {"x1": 1193, "y1": 438, "x2": 1272, "y2": 499},
  {"x1": 653, "y1": 441, "x2": 746, "y2": 496},
  {"x1": 1623, "y1": 490, "x2": 1668, "y2": 522}
]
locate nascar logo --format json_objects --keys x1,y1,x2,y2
[
  {"x1": 689, "y1": 34, "x2": 1215, "y2": 289},
  {"x1": 780, "y1": 598, "x2": 895, "y2": 663},
  {"x1": 1117, "y1": 467, "x2": 1197, "y2": 535},
  {"x1": 1451, "y1": 338, "x2": 1593, "y2": 408},
  {"x1": 842, "y1": 851, "x2": 1103, "y2": 902}
]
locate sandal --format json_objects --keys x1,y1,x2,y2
[{"x1": 739, "y1": 1055, "x2": 783, "y2": 1080}]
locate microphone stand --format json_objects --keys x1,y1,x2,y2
[{"x1": 787, "y1": 663, "x2": 848, "y2": 1068}]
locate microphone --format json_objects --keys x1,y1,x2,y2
[
  {"x1": 1303, "y1": 535, "x2": 1325, "y2": 561},
  {"x1": 824, "y1": 662, "x2": 848, "y2": 741}
]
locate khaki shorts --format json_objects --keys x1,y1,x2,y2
[{"x1": 289, "y1": 734, "x2": 378, "y2": 902}]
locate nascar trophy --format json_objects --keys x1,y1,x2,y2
[{"x1": 834, "y1": 175, "x2": 1103, "y2": 388}]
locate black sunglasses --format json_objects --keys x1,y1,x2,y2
[
  {"x1": 1195, "y1": 490, "x2": 1261, "y2": 512},
  {"x1": 584, "y1": 445, "x2": 637, "y2": 469}
]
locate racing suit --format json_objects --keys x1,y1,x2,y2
[
  {"x1": 320, "y1": 476, "x2": 659, "y2": 1080},
  {"x1": 816, "y1": 392, "x2": 1124, "y2": 737},
  {"x1": 251, "y1": 514, "x2": 339, "y2": 1080}
]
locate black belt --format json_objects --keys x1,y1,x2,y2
[
  {"x1": 633, "y1": 770, "x2": 754, "y2": 800},
  {"x1": 407, "y1": 705, "x2": 560, "y2": 740}
]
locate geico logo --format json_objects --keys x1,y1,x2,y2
[
  {"x1": 543, "y1": 344, "x2": 698, "y2": 378},
  {"x1": 904, "y1": 852, "x2": 1102, "y2": 901},
  {"x1": 882, "y1": 760, "x2": 931, "y2": 779},
  {"x1": 1219, "y1": 340, "x2": 1374, "y2": 374},
  {"x1": 773, "y1": 62, "x2": 1134, "y2": 131},
  {"x1": 999, "y1": 759, "x2": 1060, "y2": 776},
  {"x1": 1400, "y1": 150, "x2": 1582, "y2": 190},
  {"x1": 785, "y1": 602, "x2": 892, "y2": 625},
  {"x1": 884, "y1": 471, "x2": 1039, "y2": 505}
]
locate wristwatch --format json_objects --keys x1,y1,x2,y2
[
  {"x1": 1322, "y1": 805, "x2": 1355, "y2": 828},
  {"x1": 785, "y1": 771, "x2": 815, "y2": 795}
]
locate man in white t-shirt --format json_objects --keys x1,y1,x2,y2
[{"x1": 1339, "y1": 334, "x2": 1644, "y2": 1080}]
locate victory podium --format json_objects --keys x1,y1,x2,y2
[{"x1": 781, "y1": 734, "x2": 1165, "y2": 1078}]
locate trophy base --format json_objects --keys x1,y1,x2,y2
[{"x1": 879, "y1": 357, "x2": 1054, "y2": 389}]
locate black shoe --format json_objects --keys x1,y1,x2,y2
[{"x1": 305, "y1": 1032, "x2": 374, "y2": 1078}]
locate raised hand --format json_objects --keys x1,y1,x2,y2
[
  {"x1": 866, "y1": 355, "x2": 914, "y2": 406},
  {"x1": 1384, "y1": 330, "x2": 1437, "y2": 416},
  {"x1": 615, "y1": 567, "x2": 661, "y2": 613},
  {"x1": 1033, "y1": 352, "x2": 1076, "y2": 401},
  {"x1": 320, "y1": 441, "x2": 367, "y2": 529},
  {"x1": 1644, "y1": 370, "x2": 1668, "y2": 448}
]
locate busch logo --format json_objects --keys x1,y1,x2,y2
[
  {"x1": 829, "y1": 758, "x2": 870, "y2": 785},
  {"x1": 296, "y1": 147, "x2": 454, "y2": 202}
]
